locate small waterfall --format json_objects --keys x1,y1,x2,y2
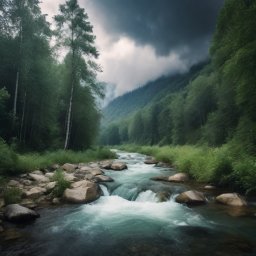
[
  {"x1": 136, "y1": 190, "x2": 157, "y2": 202},
  {"x1": 100, "y1": 185, "x2": 110, "y2": 196}
]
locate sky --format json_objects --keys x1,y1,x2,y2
[{"x1": 40, "y1": 0, "x2": 224, "y2": 104}]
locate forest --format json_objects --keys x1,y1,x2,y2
[{"x1": 101, "y1": 0, "x2": 256, "y2": 193}]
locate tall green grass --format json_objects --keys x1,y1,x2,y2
[
  {"x1": 0, "y1": 144, "x2": 115, "y2": 175},
  {"x1": 119, "y1": 144, "x2": 256, "y2": 195}
]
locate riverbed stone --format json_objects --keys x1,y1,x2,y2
[
  {"x1": 64, "y1": 180, "x2": 100, "y2": 203},
  {"x1": 99, "y1": 160, "x2": 113, "y2": 169},
  {"x1": 216, "y1": 193, "x2": 247, "y2": 207},
  {"x1": 29, "y1": 173, "x2": 50, "y2": 183},
  {"x1": 20, "y1": 199, "x2": 37, "y2": 209},
  {"x1": 31, "y1": 170, "x2": 44, "y2": 175},
  {"x1": 110, "y1": 162, "x2": 127, "y2": 171},
  {"x1": 45, "y1": 172, "x2": 54, "y2": 179},
  {"x1": 8, "y1": 180, "x2": 20, "y2": 187},
  {"x1": 45, "y1": 182, "x2": 56, "y2": 192},
  {"x1": 168, "y1": 173, "x2": 189, "y2": 182},
  {"x1": 61, "y1": 163, "x2": 77, "y2": 172},
  {"x1": 64, "y1": 173, "x2": 76, "y2": 182},
  {"x1": 0, "y1": 199, "x2": 5, "y2": 209},
  {"x1": 95, "y1": 175, "x2": 114, "y2": 182},
  {"x1": 144, "y1": 157, "x2": 158, "y2": 165},
  {"x1": 156, "y1": 191, "x2": 171, "y2": 202},
  {"x1": 20, "y1": 179, "x2": 32, "y2": 186},
  {"x1": 24, "y1": 187, "x2": 46, "y2": 199},
  {"x1": 4, "y1": 204, "x2": 39, "y2": 222},
  {"x1": 204, "y1": 185, "x2": 216, "y2": 190},
  {"x1": 176, "y1": 190, "x2": 206, "y2": 206}
]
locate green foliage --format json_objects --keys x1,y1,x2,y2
[
  {"x1": 0, "y1": 138, "x2": 19, "y2": 174},
  {"x1": 51, "y1": 169, "x2": 70, "y2": 197},
  {"x1": 3, "y1": 187, "x2": 22, "y2": 205}
]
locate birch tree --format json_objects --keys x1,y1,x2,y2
[{"x1": 55, "y1": 0, "x2": 99, "y2": 150}]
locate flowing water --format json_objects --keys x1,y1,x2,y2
[{"x1": 1, "y1": 151, "x2": 256, "y2": 256}]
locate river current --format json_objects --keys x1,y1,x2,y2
[{"x1": 1, "y1": 151, "x2": 256, "y2": 256}]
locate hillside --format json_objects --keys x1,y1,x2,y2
[{"x1": 102, "y1": 63, "x2": 205, "y2": 127}]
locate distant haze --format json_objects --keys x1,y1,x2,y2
[{"x1": 40, "y1": 0, "x2": 224, "y2": 103}]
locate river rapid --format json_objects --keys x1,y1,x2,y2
[{"x1": 1, "y1": 151, "x2": 256, "y2": 256}]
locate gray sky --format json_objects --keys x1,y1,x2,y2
[{"x1": 40, "y1": 0, "x2": 223, "y2": 101}]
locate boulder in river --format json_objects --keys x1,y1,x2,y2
[
  {"x1": 144, "y1": 157, "x2": 158, "y2": 165},
  {"x1": 99, "y1": 160, "x2": 113, "y2": 169},
  {"x1": 175, "y1": 190, "x2": 206, "y2": 206},
  {"x1": 94, "y1": 175, "x2": 114, "y2": 183},
  {"x1": 168, "y1": 173, "x2": 189, "y2": 182},
  {"x1": 216, "y1": 193, "x2": 247, "y2": 207},
  {"x1": 63, "y1": 180, "x2": 101, "y2": 203},
  {"x1": 110, "y1": 162, "x2": 127, "y2": 171},
  {"x1": 4, "y1": 204, "x2": 40, "y2": 222}
]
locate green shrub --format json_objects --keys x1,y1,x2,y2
[
  {"x1": 3, "y1": 187, "x2": 22, "y2": 205},
  {"x1": 0, "y1": 139, "x2": 19, "y2": 175},
  {"x1": 51, "y1": 169, "x2": 71, "y2": 197}
]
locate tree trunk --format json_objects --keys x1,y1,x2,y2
[
  {"x1": 64, "y1": 80, "x2": 74, "y2": 150},
  {"x1": 19, "y1": 91, "x2": 26, "y2": 142}
]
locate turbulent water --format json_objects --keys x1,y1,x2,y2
[{"x1": 1, "y1": 151, "x2": 256, "y2": 256}]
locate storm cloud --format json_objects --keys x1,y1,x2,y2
[
  {"x1": 41, "y1": 0, "x2": 224, "y2": 100},
  {"x1": 86, "y1": 0, "x2": 224, "y2": 56}
]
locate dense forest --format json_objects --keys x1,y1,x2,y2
[
  {"x1": 0, "y1": 0, "x2": 103, "y2": 152},
  {"x1": 101, "y1": 0, "x2": 256, "y2": 155}
]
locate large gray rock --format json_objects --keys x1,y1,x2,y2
[
  {"x1": 176, "y1": 190, "x2": 206, "y2": 206},
  {"x1": 168, "y1": 173, "x2": 189, "y2": 183},
  {"x1": 4, "y1": 204, "x2": 39, "y2": 222},
  {"x1": 216, "y1": 193, "x2": 247, "y2": 207},
  {"x1": 29, "y1": 174, "x2": 49, "y2": 183},
  {"x1": 63, "y1": 180, "x2": 101, "y2": 203},
  {"x1": 110, "y1": 162, "x2": 127, "y2": 171}
]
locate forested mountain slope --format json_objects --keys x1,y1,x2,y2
[
  {"x1": 101, "y1": 0, "x2": 256, "y2": 154},
  {"x1": 102, "y1": 63, "x2": 205, "y2": 127}
]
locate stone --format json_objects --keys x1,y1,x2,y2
[
  {"x1": 176, "y1": 190, "x2": 206, "y2": 206},
  {"x1": 63, "y1": 181, "x2": 100, "y2": 204},
  {"x1": 8, "y1": 180, "x2": 20, "y2": 187},
  {"x1": 150, "y1": 176, "x2": 169, "y2": 182},
  {"x1": 20, "y1": 179, "x2": 32, "y2": 186},
  {"x1": 204, "y1": 185, "x2": 216, "y2": 190},
  {"x1": 99, "y1": 160, "x2": 113, "y2": 169},
  {"x1": 95, "y1": 175, "x2": 114, "y2": 182},
  {"x1": 155, "y1": 162, "x2": 171, "y2": 168},
  {"x1": 216, "y1": 193, "x2": 247, "y2": 207},
  {"x1": 168, "y1": 173, "x2": 189, "y2": 182},
  {"x1": 51, "y1": 164, "x2": 60, "y2": 170},
  {"x1": 45, "y1": 172, "x2": 54, "y2": 178},
  {"x1": 80, "y1": 166, "x2": 93, "y2": 172},
  {"x1": 20, "y1": 199, "x2": 37, "y2": 209},
  {"x1": 110, "y1": 162, "x2": 127, "y2": 171},
  {"x1": 45, "y1": 182, "x2": 56, "y2": 192},
  {"x1": 144, "y1": 157, "x2": 158, "y2": 165},
  {"x1": 52, "y1": 198, "x2": 60, "y2": 204},
  {"x1": 90, "y1": 168, "x2": 104, "y2": 176},
  {"x1": 29, "y1": 173, "x2": 50, "y2": 183},
  {"x1": 24, "y1": 187, "x2": 46, "y2": 199},
  {"x1": 89, "y1": 163, "x2": 99, "y2": 168},
  {"x1": 61, "y1": 163, "x2": 77, "y2": 172},
  {"x1": 64, "y1": 173, "x2": 76, "y2": 182},
  {"x1": 4, "y1": 204, "x2": 39, "y2": 222},
  {"x1": 32, "y1": 170, "x2": 44, "y2": 175}
]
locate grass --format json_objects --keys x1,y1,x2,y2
[
  {"x1": 51, "y1": 169, "x2": 71, "y2": 197},
  {"x1": 0, "y1": 144, "x2": 116, "y2": 176},
  {"x1": 3, "y1": 187, "x2": 22, "y2": 205},
  {"x1": 118, "y1": 144, "x2": 256, "y2": 195}
]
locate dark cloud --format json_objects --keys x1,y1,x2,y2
[{"x1": 86, "y1": 0, "x2": 224, "y2": 56}]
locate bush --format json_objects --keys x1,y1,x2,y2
[
  {"x1": 3, "y1": 187, "x2": 22, "y2": 205},
  {"x1": 51, "y1": 169, "x2": 71, "y2": 197},
  {"x1": 0, "y1": 139, "x2": 19, "y2": 175}
]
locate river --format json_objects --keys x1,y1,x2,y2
[{"x1": 1, "y1": 151, "x2": 256, "y2": 255}]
